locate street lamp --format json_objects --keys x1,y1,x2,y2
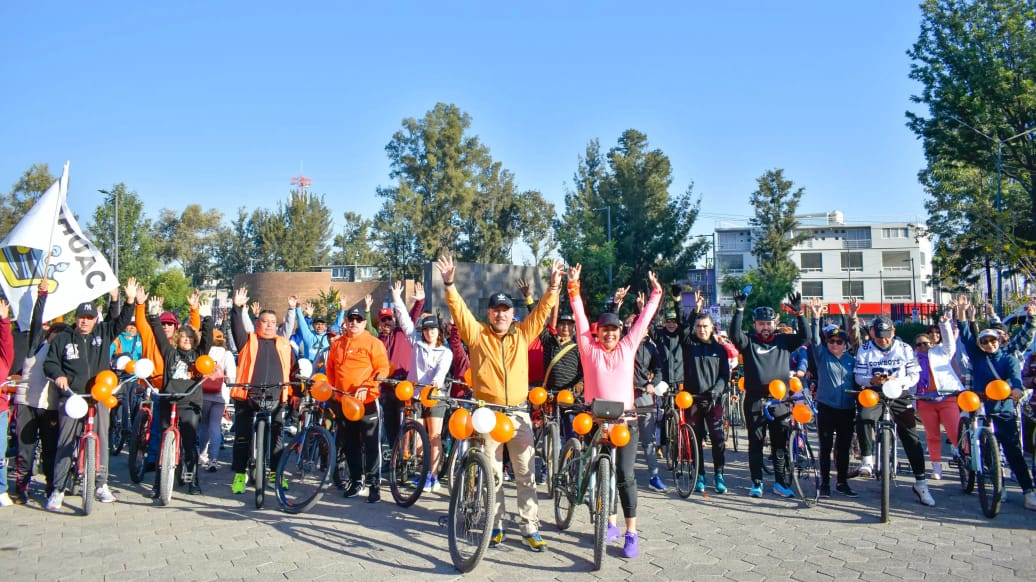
[
  {"x1": 591, "y1": 206, "x2": 612, "y2": 287},
  {"x1": 98, "y1": 188, "x2": 118, "y2": 279},
  {"x1": 948, "y1": 115, "x2": 1036, "y2": 316}
]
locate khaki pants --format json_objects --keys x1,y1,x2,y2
[{"x1": 483, "y1": 410, "x2": 539, "y2": 535}]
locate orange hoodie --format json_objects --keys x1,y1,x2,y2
[{"x1": 326, "y1": 330, "x2": 389, "y2": 404}]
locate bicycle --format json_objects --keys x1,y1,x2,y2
[
  {"x1": 855, "y1": 382, "x2": 912, "y2": 523},
  {"x1": 125, "y1": 358, "x2": 159, "y2": 484},
  {"x1": 153, "y1": 379, "x2": 204, "y2": 505},
  {"x1": 275, "y1": 371, "x2": 336, "y2": 514},
  {"x1": 764, "y1": 384, "x2": 820, "y2": 507},
  {"x1": 529, "y1": 386, "x2": 562, "y2": 496},
  {"x1": 59, "y1": 371, "x2": 122, "y2": 516},
  {"x1": 226, "y1": 381, "x2": 298, "y2": 509},
  {"x1": 659, "y1": 382, "x2": 682, "y2": 471},
  {"x1": 378, "y1": 377, "x2": 433, "y2": 507},
  {"x1": 437, "y1": 379, "x2": 474, "y2": 495},
  {"x1": 723, "y1": 378, "x2": 745, "y2": 453},
  {"x1": 660, "y1": 389, "x2": 698, "y2": 497},
  {"x1": 955, "y1": 382, "x2": 1012, "y2": 518},
  {"x1": 552, "y1": 398, "x2": 636, "y2": 570}
]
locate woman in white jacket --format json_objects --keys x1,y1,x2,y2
[
  {"x1": 391, "y1": 281, "x2": 453, "y2": 492},
  {"x1": 198, "y1": 329, "x2": 237, "y2": 472},
  {"x1": 912, "y1": 310, "x2": 964, "y2": 480}
]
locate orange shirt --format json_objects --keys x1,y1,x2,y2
[{"x1": 326, "y1": 330, "x2": 389, "y2": 404}]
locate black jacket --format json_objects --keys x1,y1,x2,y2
[
  {"x1": 44, "y1": 299, "x2": 133, "y2": 395},
  {"x1": 729, "y1": 309, "x2": 808, "y2": 401},
  {"x1": 151, "y1": 314, "x2": 213, "y2": 408},
  {"x1": 681, "y1": 333, "x2": 731, "y2": 404}
]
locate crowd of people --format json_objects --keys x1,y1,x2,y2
[{"x1": 3, "y1": 263, "x2": 1036, "y2": 563}]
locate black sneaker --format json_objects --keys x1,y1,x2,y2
[
  {"x1": 835, "y1": 482, "x2": 858, "y2": 497},
  {"x1": 188, "y1": 482, "x2": 203, "y2": 496},
  {"x1": 343, "y1": 481, "x2": 365, "y2": 498},
  {"x1": 367, "y1": 486, "x2": 381, "y2": 503},
  {"x1": 819, "y1": 483, "x2": 831, "y2": 498}
]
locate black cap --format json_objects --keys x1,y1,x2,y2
[
  {"x1": 419, "y1": 315, "x2": 440, "y2": 330},
  {"x1": 557, "y1": 311, "x2": 576, "y2": 322},
  {"x1": 312, "y1": 316, "x2": 327, "y2": 325},
  {"x1": 75, "y1": 302, "x2": 98, "y2": 319},
  {"x1": 488, "y1": 292, "x2": 514, "y2": 309},
  {"x1": 664, "y1": 311, "x2": 678, "y2": 321},
  {"x1": 871, "y1": 317, "x2": 894, "y2": 338},
  {"x1": 597, "y1": 312, "x2": 622, "y2": 329},
  {"x1": 346, "y1": 307, "x2": 364, "y2": 319}
]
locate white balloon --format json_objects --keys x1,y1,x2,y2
[
  {"x1": 297, "y1": 359, "x2": 314, "y2": 378},
  {"x1": 115, "y1": 355, "x2": 131, "y2": 371},
  {"x1": 654, "y1": 380, "x2": 669, "y2": 397},
  {"x1": 134, "y1": 358, "x2": 155, "y2": 379},
  {"x1": 882, "y1": 379, "x2": 905, "y2": 400},
  {"x1": 65, "y1": 394, "x2": 88, "y2": 419},
  {"x1": 471, "y1": 407, "x2": 497, "y2": 434}
]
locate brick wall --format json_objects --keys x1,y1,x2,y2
[{"x1": 232, "y1": 273, "x2": 408, "y2": 324}]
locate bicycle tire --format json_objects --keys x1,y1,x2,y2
[
  {"x1": 554, "y1": 437, "x2": 582, "y2": 530},
  {"x1": 664, "y1": 409, "x2": 679, "y2": 471},
  {"x1": 109, "y1": 403, "x2": 126, "y2": 456},
  {"x1": 442, "y1": 437, "x2": 467, "y2": 495},
  {"x1": 545, "y1": 422, "x2": 561, "y2": 497},
  {"x1": 448, "y1": 451, "x2": 494, "y2": 573},
  {"x1": 731, "y1": 396, "x2": 743, "y2": 453},
  {"x1": 157, "y1": 431, "x2": 177, "y2": 506},
  {"x1": 789, "y1": 428, "x2": 819, "y2": 507},
  {"x1": 276, "y1": 426, "x2": 334, "y2": 514},
  {"x1": 390, "y1": 420, "x2": 431, "y2": 507},
  {"x1": 127, "y1": 406, "x2": 151, "y2": 484},
  {"x1": 331, "y1": 443, "x2": 349, "y2": 489},
  {"x1": 592, "y1": 455, "x2": 612, "y2": 571},
  {"x1": 674, "y1": 424, "x2": 698, "y2": 498},
  {"x1": 880, "y1": 427, "x2": 892, "y2": 523},
  {"x1": 82, "y1": 437, "x2": 97, "y2": 516},
  {"x1": 977, "y1": 429, "x2": 1002, "y2": 518},
  {"x1": 255, "y1": 418, "x2": 267, "y2": 509},
  {"x1": 957, "y1": 418, "x2": 975, "y2": 494}
]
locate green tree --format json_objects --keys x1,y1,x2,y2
[
  {"x1": 87, "y1": 184, "x2": 161, "y2": 286},
  {"x1": 907, "y1": 0, "x2": 1036, "y2": 239},
  {"x1": 331, "y1": 211, "x2": 381, "y2": 265},
  {"x1": 254, "y1": 191, "x2": 332, "y2": 272},
  {"x1": 1, "y1": 163, "x2": 57, "y2": 239},
  {"x1": 212, "y1": 208, "x2": 259, "y2": 283},
  {"x1": 555, "y1": 140, "x2": 614, "y2": 307},
  {"x1": 150, "y1": 269, "x2": 193, "y2": 320},
  {"x1": 153, "y1": 204, "x2": 224, "y2": 287}
]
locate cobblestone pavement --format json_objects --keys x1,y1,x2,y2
[{"x1": 3, "y1": 435, "x2": 1035, "y2": 581}]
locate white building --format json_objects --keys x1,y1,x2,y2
[{"x1": 714, "y1": 211, "x2": 935, "y2": 320}]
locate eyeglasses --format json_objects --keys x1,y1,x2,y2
[
  {"x1": 826, "y1": 339, "x2": 845, "y2": 345},
  {"x1": 161, "y1": 322, "x2": 176, "y2": 327},
  {"x1": 915, "y1": 341, "x2": 931, "y2": 347}
]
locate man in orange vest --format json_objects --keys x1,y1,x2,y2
[
  {"x1": 228, "y1": 288, "x2": 297, "y2": 495},
  {"x1": 326, "y1": 307, "x2": 389, "y2": 502}
]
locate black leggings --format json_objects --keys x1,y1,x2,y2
[
  {"x1": 688, "y1": 402, "x2": 726, "y2": 475},
  {"x1": 14, "y1": 405, "x2": 59, "y2": 495},
  {"x1": 746, "y1": 397, "x2": 790, "y2": 486},
  {"x1": 341, "y1": 401, "x2": 382, "y2": 487},
  {"x1": 817, "y1": 403, "x2": 855, "y2": 484},
  {"x1": 615, "y1": 422, "x2": 639, "y2": 519}
]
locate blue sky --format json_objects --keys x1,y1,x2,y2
[{"x1": 2, "y1": 1, "x2": 930, "y2": 260}]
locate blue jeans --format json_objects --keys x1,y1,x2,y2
[{"x1": 0, "y1": 410, "x2": 9, "y2": 494}]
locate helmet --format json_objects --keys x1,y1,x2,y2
[{"x1": 752, "y1": 306, "x2": 777, "y2": 321}]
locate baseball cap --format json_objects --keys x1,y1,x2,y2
[
  {"x1": 312, "y1": 316, "x2": 327, "y2": 325},
  {"x1": 557, "y1": 311, "x2": 576, "y2": 322},
  {"x1": 870, "y1": 317, "x2": 894, "y2": 338},
  {"x1": 664, "y1": 311, "x2": 678, "y2": 321},
  {"x1": 75, "y1": 302, "x2": 98, "y2": 319},
  {"x1": 378, "y1": 308, "x2": 394, "y2": 321},
  {"x1": 346, "y1": 307, "x2": 365, "y2": 320},
  {"x1": 977, "y1": 329, "x2": 1000, "y2": 342},
  {"x1": 827, "y1": 329, "x2": 849, "y2": 342},
  {"x1": 822, "y1": 324, "x2": 839, "y2": 335},
  {"x1": 420, "y1": 315, "x2": 440, "y2": 330},
  {"x1": 597, "y1": 312, "x2": 622, "y2": 329},
  {"x1": 159, "y1": 312, "x2": 180, "y2": 327},
  {"x1": 488, "y1": 292, "x2": 514, "y2": 309}
]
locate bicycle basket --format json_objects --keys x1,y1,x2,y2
[{"x1": 591, "y1": 399, "x2": 624, "y2": 420}]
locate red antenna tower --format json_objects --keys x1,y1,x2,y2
[{"x1": 290, "y1": 162, "x2": 311, "y2": 196}]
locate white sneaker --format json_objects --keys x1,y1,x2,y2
[
  {"x1": 913, "y1": 481, "x2": 935, "y2": 507},
  {"x1": 46, "y1": 490, "x2": 64, "y2": 511},
  {"x1": 931, "y1": 462, "x2": 942, "y2": 480},
  {"x1": 95, "y1": 485, "x2": 117, "y2": 503},
  {"x1": 1024, "y1": 490, "x2": 1036, "y2": 511},
  {"x1": 858, "y1": 463, "x2": 874, "y2": 478},
  {"x1": 0, "y1": 492, "x2": 12, "y2": 507}
]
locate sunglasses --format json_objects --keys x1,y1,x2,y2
[
  {"x1": 347, "y1": 316, "x2": 365, "y2": 323},
  {"x1": 826, "y1": 339, "x2": 845, "y2": 345},
  {"x1": 915, "y1": 341, "x2": 931, "y2": 347},
  {"x1": 161, "y1": 322, "x2": 177, "y2": 327}
]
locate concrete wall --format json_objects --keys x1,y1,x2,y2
[{"x1": 423, "y1": 261, "x2": 551, "y2": 322}]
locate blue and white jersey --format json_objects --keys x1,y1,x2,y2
[{"x1": 853, "y1": 338, "x2": 920, "y2": 394}]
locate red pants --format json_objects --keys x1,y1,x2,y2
[{"x1": 916, "y1": 398, "x2": 960, "y2": 463}]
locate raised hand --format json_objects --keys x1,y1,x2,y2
[
  {"x1": 0, "y1": 298, "x2": 10, "y2": 320},
  {"x1": 549, "y1": 258, "x2": 565, "y2": 288},
  {"x1": 1025, "y1": 298, "x2": 1036, "y2": 317},
  {"x1": 567, "y1": 263, "x2": 582, "y2": 284},
  {"x1": 808, "y1": 297, "x2": 823, "y2": 319},
  {"x1": 187, "y1": 289, "x2": 201, "y2": 310},
  {"x1": 733, "y1": 289, "x2": 747, "y2": 309},
  {"x1": 249, "y1": 301, "x2": 261, "y2": 317},
  {"x1": 516, "y1": 278, "x2": 532, "y2": 300},
  {"x1": 391, "y1": 280, "x2": 404, "y2": 298},
  {"x1": 647, "y1": 271, "x2": 662, "y2": 293},
  {"x1": 786, "y1": 291, "x2": 803, "y2": 313},
  {"x1": 435, "y1": 255, "x2": 456, "y2": 285},
  {"x1": 288, "y1": 295, "x2": 298, "y2": 309},
  {"x1": 693, "y1": 289, "x2": 705, "y2": 313},
  {"x1": 123, "y1": 277, "x2": 139, "y2": 302},
  {"x1": 848, "y1": 296, "x2": 861, "y2": 316},
  {"x1": 303, "y1": 302, "x2": 314, "y2": 318},
  {"x1": 636, "y1": 291, "x2": 646, "y2": 311},
  {"x1": 135, "y1": 285, "x2": 149, "y2": 305},
  {"x1": 413, "y1": 282, "x2": 425, "y2": 302},
  {"x1": 233, "y1": 287, "x2": 249, "y2": 308},
  {"x1": 364, "y1": 294, "x2": 373, "y2": 311},
  {"x1": 148, "y1": 296, "x2": 164, "y2": 315},
  {"x1": 613, "y1": 285, "x2": 631, "y2": 306}
]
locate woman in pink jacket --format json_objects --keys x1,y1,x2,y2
[{"x1": 568, "y1": 264, "x2": 661, "y2": 559}]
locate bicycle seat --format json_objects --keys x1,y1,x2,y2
[{"x1": 591, "y1": 399, "x2": 624, "y2": 420}]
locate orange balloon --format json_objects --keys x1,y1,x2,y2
[
  {"x1": 341, "y1": 395, "x2": 365, "y2": 421},
  {"x1": 311, "y1": 373, "x2": 328, "y2": 384},
  {"x1": 90, "y1": 382, "x2": 113, "y2": 401},
  {"x1": 195, "y1": 354, "x2": 215, "y2": 375},
  {"x1": 557, "y1": 389, "x2": 575, "y2": 405},
  {"x1": 529, "y1": 387, "x2": 548, "y2": 406},
  {"x1": 95, "y1": 370, "x2": 118, "y2": 390},
  {"x1": 311, "y1": 380, "x2": 333, "y2": 402},
  {"x1": 125, "y1": 360, "x2": 136, "y2": 375},
  {"x1": 737, "y1": 377, "x2": 745, "y2": 391},
  {"x1": 675, "y1": 391, "x2": 693, "y2": 410},
  {"x1": 420, "y1": 384, "x2": 439, "y2": 408},
  {"x1": 448, "y1": 408, "x2": 474, "y2": 440},
  {"x1": 957, "y1": 391, "x2": 982, "y2": 413},
  {"x1": 573, "y1": 412, "x2": 593, "y2": 435},
  {"x1": 789, "y1": 377, "x2": 803, "y2": 393},
  {"x1": 858, "y1": 389, "x2": 880, "y2": 408},
  {"x1": 103, "y1": 394, "x2": 120, "y2": 409},
  {"x1": 792, "y1": 403, "x2": 813, "y2": 424},
  {"x1": 490, "y1": 411, "x2": 516, "y2": 443},
  {"x1": 609, "y1": 424, "x2": 631, "y2": 447},
  {"x1": 395, "y1": 381, "x2": 414, "y2": 401},
  {"x1": 463, "y1": 368, "x2": 472, "y2": 386},
  {"x1": 985, "y1": 380, "x2": 1011, "y2": 401},
  {"x1": 768, "y1": 379, "x2": 787, "y2": 400}
]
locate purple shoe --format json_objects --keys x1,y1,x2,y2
[
  {"x1": 606, "y1": 522, "x2": 621, "y2": 543},
  {"x1": 622, "y1": 532, "x2": 639, "y2": 558}
]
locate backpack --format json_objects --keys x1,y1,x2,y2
[{"x1": 202, "y1": 349, "x2": 227, "y2": 394}]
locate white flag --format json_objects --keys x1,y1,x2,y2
[{"x1": 0, "y1": 163, "x2": 118, "y2": 329}]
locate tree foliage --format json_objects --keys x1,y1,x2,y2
[
  {"x1": 253, "y1": 191, "x2": 333, "y2": 272},
  {"x1": 212, "y1": 208, "x2": 258, "y2": 284},
  {"x1": 331, "y1": 211, "x2": 381, "y2": 265},
  {"x1": 86, "y1": 184, "x2": 161, "y2": 286},
  {"x1": 153, "y1": 204, "x2": 224, "y2": 287},
  {"x1": 150, "y1": 269, "x2": 193, "y2": 321},
  {"x1": 1, "y1": 163, "x2": 56, "y2": 240}
]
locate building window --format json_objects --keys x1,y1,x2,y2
[
  {"x1": 841, "y1": 280, "x2": 863, "y2": 299},
  {"x1": 801, "y1": 281, "x2": 823, "y2": 298},
  {"x1": 840, "y1": 252, "x2": 863, "y2": 272},
  {"x1": 717, "y1": 254, "x2": 744, "y2": 272},
  {"x1": 844, "y1": 228, "x2": 872, "y2": 249},
  {"x1": 799, "y1": 252, "x2": 823, "y2": 272},
  {"x1": 881, "y1": 227, "x2": 909, "y2": 239},
  {"x1": 882, "y1": 251, "x2": 911, "y2": 271},
  {"x1": 883, "y1": 280, "x2": 911, "y2": 300}
]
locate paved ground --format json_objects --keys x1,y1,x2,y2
[{"x1": 3, "y1": 433, "x2": 1035, "y2": 581}]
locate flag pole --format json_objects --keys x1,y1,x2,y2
[{"x1": 30, "y1": 161, "x2": 69, "y2": 286}]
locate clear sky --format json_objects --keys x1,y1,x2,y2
[{"x1": 1, "y1": 1, "x2": 931, "y2": 260}]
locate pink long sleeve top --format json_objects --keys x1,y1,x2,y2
[{"x1": 572, "y1": 287, "x2": 662, "y2": 410}]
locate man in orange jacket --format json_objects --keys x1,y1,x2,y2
[{"x1": 326, "y1": 307, "x2": 389, "y2": 502}]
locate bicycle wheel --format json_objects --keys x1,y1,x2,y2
[
  {"x1": 664, "y1": 410, "x2": 679, "y2": 471},
  {"x1": 674, "y1": 424, "x2": 699, "y2": 498},
  {"x1": 255, "y1": 418, "x2": 267, "y2": 509},
  {"x1": 127, "y1": 406, "x2": 151, "y2": 484},
  {"x1": 81, "y1": 437, "x2": 97, "y2": 516},
  {"x1": 789, "y1": 428, "x2": 820, "y2": 507},
  {"x1": 554, "y1": 438, "x2": 582, "y2": 530},
  {"x1": 879, "y1": 428, "x2": 892, "y2": 524},
  {"x1": 448, "y1": 452, "x2": 495, "y2": 573},
  {"x1": 331, "y1": 443, "x2": 349, "y2": 489},
  {"x1": 276, "y1": 426, "x2": 334, "y2": 514},
  {"x1": 545, "y1": 422, "x2": 561, "y2": 497},
  {"x1": 442, "y1": 437, "x2": 468, "y2": 494},
  {"x1": 157, "y1": 431, "x2": 177, "y2": 506},
  {"x1": 591, "y1": 455, "x2": 612, "y2": 571},
  {"x1": 390, "y1": 420, "x2": 431, "y2": 507},
  {"x1": 109, "y1": 403, "x2": 126, "y2": 456},
  {"x1": 957, "y1": 419, "x2": 975, "y2": 493},
  {"x1": 731, "y1": 396, "x2": 743, "y2": 453},
  {"x1": 977, "y1": 429, "x2": 1003, "y2": 518}
]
